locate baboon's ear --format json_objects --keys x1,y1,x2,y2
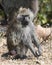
[
  {"x1": 28, "y1": 8, "x2": 30, "y2": 11},
  {"x1": 19, "y1": 7, "x2": 23, "y2": 11},
  {"x1": 27, "y1": 8, "x2": 34, "y2": 21}
]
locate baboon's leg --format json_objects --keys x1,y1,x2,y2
[
  {"x1": 22, "y1": 35, "x2": 40, "y2": 57},
  {"x1": 27, "y1": 40, "x2": 40, "y2": 57},
  {"x1": 7, "y1": 31, "x2": 19, "y2": 55},
  {"x1": 16, "y1": 43, "x2": 28, "y2": 59},
  {"x1": 31, "y1": 31, "x2": 42, "y2": 56}
]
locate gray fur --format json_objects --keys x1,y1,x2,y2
[{"x1": 7, "y1": 8, "x2": 42, "y2": 59}]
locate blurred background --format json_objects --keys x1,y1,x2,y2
[
  {"x1": 35, "y1": 0, "x2": 52, "y2": 26},
  {"x1": 0, "y1": 0, "x2": 52, "y2": 26}
]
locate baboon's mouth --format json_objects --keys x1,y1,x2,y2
[
  {"x1": 21, "y1": 20, "x2": 28, "y2": 27},
  {"x1": 21, "y1": 17, "x2": 29, "y2": 27}
]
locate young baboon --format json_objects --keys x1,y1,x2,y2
[
  {"x1": 7, "y1": 8, "x2": 42, "y2": 59},
  {"x1": 0, "y1": 0, "x2": 39, "y2": 24}
]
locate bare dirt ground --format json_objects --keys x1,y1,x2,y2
[{"x1": 0, "y1": 26, "x2": 52, "y2": 65}]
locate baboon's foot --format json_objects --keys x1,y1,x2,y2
[{"x1": 13, "y1": 54, "x2": 27, "y2": 59}]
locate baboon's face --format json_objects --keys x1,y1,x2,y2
[{"x1": 16, "y1": 8, "x2": 34, "y2": 26}]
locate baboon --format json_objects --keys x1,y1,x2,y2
[
  {"x1": 0, "y1": 0, "x2": 39, "y2": 24},
  {"x1": 7, "y1": 8, "x2": 42, "y2": 59}
]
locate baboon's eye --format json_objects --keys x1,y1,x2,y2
[
  {"x1": 22, "y1": 15, "x2": 29, "y2": 17},
  {"x1": 28, "y1": 16, "x2": 30, "y2": 19}
]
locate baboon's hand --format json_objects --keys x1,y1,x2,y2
[{"x1": 35, "y1": 50, "x2": 41, "y2": 57}]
